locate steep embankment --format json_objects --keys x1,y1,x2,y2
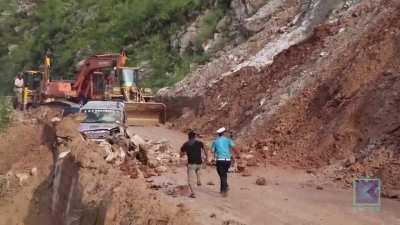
[
  {"x1": 0, "y1": 110, "x2": 198, "y2": 225},
  {"x1": 160, "y1": 0, "x2": 400, "y2": 192},
  {"x1": 0, "y1": 109, "x2": 57, "y2": 225},
  {"x1": 49, "y1": 118, "x2": 195, "y2": 225},
  {"x1": 37, "y1": 117, "x2": 197, "y2": 225}
]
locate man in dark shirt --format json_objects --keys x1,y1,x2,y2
[{"x1": 180, "y1": 130, "x2": 208, "y2": 198}]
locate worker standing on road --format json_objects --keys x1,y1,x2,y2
[
  {"x1": 14, "y1": 73, "x2": 24, "y2": 110},
  {"x1": 212, "y1": 127, "x2": 237, "y2": 197},
  {"x1": 180, "y1": 130, "x2": 208, "y2": 198}
]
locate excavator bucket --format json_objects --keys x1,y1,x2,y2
[{"x1": 125, "y1": 102, "x2": 166, "y2": 126}]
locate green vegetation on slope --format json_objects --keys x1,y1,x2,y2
[
  {"x1": 0, "y1": 97, "x2": 11, "y2": 132},
  {"x1": 196, "y1": 8, "x2": 225, "y2": 47},
  {"x1": 0, "y1": 0, "x2": 232, "y2": 93}
]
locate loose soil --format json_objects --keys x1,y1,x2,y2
[
  {"x1": 0, "y1": 113, "x2": 56, "y2": 225},
  {"x1": 155, "y1": 167, "x2": 400, "y2": 225},
  {"x1": 131, "y1": 127, "x2": 400, "y2": 225},
  {"x1": 162, "y1": 0, "x2": 400, "y2": 192},
  {"x1": 0, "y1": 114, "x2": 399, "y2": 225}
]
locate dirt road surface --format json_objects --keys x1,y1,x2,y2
[
  {"x1": 1, "y1": 122, "x2": 399, "y2": 225},
  {"x1": 129, "y1": 126, "x2": 400, "y2": 225}
]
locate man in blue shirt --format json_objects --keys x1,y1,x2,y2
[{"x1": 212, "y1": 127, "x2": 237, "y2": 197}]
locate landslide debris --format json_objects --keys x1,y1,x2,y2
[
  {"x1": 0, "y1": 109, "x2": 198, "y2": 225},
  {"x1": 0, "y1": 110, "x2": 56, "y2": 225},
  {"x1": 160, "y1": 0, "x2": 400, "y2": 191},
  {"x1": 48, "y1": 116, "x2": 197, "y2": 225}
]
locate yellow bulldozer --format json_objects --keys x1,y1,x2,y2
[
  {"x1": 107, "y1": 66, "x2": 166, "y2": 126},
  {"x1": 21, "y1": 70, "x2": 43, "y2": 110},
  {"x1": 23, "y1": 51, "x2": 166, "y2": 126}
]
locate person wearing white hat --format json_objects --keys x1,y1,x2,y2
[
  {"x1": 212, "y1": 127, "x2": 237, "y2": 197},
  {"x1": 180, "y1": 130, "x2": 208, "y2": 198}
]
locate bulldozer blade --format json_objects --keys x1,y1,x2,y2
[{"x1": 125, "y1": 102, "x2": 166, "y2": 126}]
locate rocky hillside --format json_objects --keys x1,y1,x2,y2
[
  {"x1": 0, "y1": 0, "x2": 269, "y2": 93},
  {"x1": 160, "y1": 0, "x2": 400, "y2": 193}
]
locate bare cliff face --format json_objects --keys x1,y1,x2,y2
[
  {"x1": 159, "y1": 0, "x2": 348, "y2": 122},
  {"x1": 159, "y1": 0, "x2": 400, "y2": 191}
]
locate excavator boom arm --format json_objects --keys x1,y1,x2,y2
[{"x1": 73, "y1": 53, "x2": 127, "y2": 98}]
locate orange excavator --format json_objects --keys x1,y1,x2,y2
[{"x1": 40, "y1": 50, "x2": 166, "y2": 125}]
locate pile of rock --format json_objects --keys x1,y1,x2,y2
[
  {"x1": 240, "y1": 152, "x2": 260, "y2": 167},
  {"x1": 234, "y1": 152, "x2": 264, "y2": 176},
  {"x1": 129, "y1": 134, "x2": 180, "y2": 174},
  {"x1": 97, "y1": 133, "x2": 180, "y2": 178},
  {"x1": 143, "y1": 139, "x2": 180, "y2": 167},
  {"x1": 99, "y1": 141, "x2": 127, "y2": 166}
]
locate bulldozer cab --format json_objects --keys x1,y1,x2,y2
[
  {"x1": 116, "y1": 67, "x2": 156, "y2": 100},
  {"x1": 22, "y1": 71, "x2": 43, "y2": 109},
  {"x1": 23, "y1": 71, "x2": 42, "y2": 91},
  {"x1": 110, "y1": 68, "x2": 138, "y2": 95},
  {"x1": 112, "y1": 67, "x2": 166, "y2": 126},
  {"x1": 118, "y1": 67, "x2": 139, "y2": 88},
  {"x1": 116, "y1": 67, "x2": 145, "y2": 102}
]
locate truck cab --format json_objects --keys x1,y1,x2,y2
[{"x1": 79, "y1": 101, "x2": 126, "y2": 142}]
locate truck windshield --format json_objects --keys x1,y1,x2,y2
[{"x1": 82, "y1": 109, "x2": 121, "y2": 124}]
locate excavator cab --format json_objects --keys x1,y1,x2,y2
[{"x1": 115, "y1": 67, "x2": 166, "y2": 126}]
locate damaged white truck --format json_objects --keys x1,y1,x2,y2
[{"x1": 79, "y1": 101, "x2": 127, "y2": 142}]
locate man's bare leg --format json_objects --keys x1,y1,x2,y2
[
  {"x1": 196, "y1": 167, "x2": 202, "y2": 186},
  {"x1": 187, "y1": 165, "x2": 196, "y2": 198}
]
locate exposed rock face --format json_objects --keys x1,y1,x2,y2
[
  {"x1": 178, "y1": 22, "x2": 200, "y2": 56},
  {"x1": 16, "y1": 0, "x2": 38, "y2": 16},
  {"x1": 174, "y1": 0, "x2": 270, "y2": 57},
  {"x1": 159, "y1": 0, "x2": 400, "y2": 190},
  {"x1": 158, "y1": 0, "x2": 302, "y2": 106},
  {"x1": 160, "y1": 0, "x2": 347, "y2": 101},
  {"x1": 244, "y1": 0, "x2": 286, "y2": 33}
]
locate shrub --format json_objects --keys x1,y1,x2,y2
[
  {"x1": 196, "y1": 8, "x2": 225, "y2": 48},
  {"x1": 0, "y1": 0, "x2": 230, "y2": 90},
  {"x1": 0, "y1": 97, "x2": 12, "y2": 132}
]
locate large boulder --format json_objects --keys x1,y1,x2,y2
[
  {"x1": 244, "y1": 0, "x2": 284, "y2": 32},
  {"x1": 15, "y1": 173, "x2": 29, "y2": 186},
  {"x1": 179, "y1": 25, "x2": 199, "y2": 55},
  {"x1": 256, "y1": 177, "x2": 267, "y2": 186},
  {"x1": 129, "y1": 134, "x2": 146, "y2": 149}
]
